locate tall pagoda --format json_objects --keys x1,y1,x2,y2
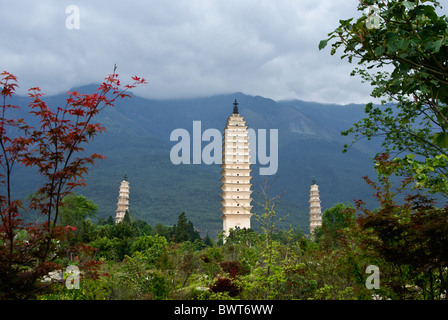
[{"x1": 220, "y1": 99, "x2": 253, "y2": 236}]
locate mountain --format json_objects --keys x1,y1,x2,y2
[{"x1": 8, "y1": 87, "x2": 381, "y2": 237}]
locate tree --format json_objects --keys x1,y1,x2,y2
[
  {"x1": 130, "y1": 234, "x2": 169, "y2": 268},
  {"x1": 58, "y1": 193, "x2": 98, "y2": 245},
  {"x1": 59, "y1": 194, "x2": 98, "y2": 227},
  {"x1": 203, "y1": 233, "x2": 214, "y2": 247},
  {"x1": 173, "y1": 212, "x2": 200, "y2": 243},
  {"x1": 319, "y1": 0, "x2": 448, "y2": 195},
  {"x1": 97, "y1": 215, "x2": 114, "y2": 226},
  {"x1": 0, "y1": 68, "x2": 146, "y2": 298},
  {"x1": 355, "y1": 153, "x2": 448, "y2": 299},
  {"x1": 253, "y1": 177, "x2": 286, "y2": 274},
  {"x1": 315, "y1": 202, "x2": 355, "y2": 249},
  {"x1": 153, "y1": 223, "x2": 174, "y2": 240},
  {"x1": 122, "y1": 210, "x2": 131, "y2": 224},
  {"x1": 174, "y1": 212, "x2": 190, "y2": 243},
  {"x1": 131, "y1": 218, "x2": 153, "y2": 236},
  {"x1": 249, "y1": 177, "x2": 289, "y2": 299}
]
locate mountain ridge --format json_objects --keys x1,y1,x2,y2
[{"x1": 7, "y1": 87, "x2": 380, "y2": 236}]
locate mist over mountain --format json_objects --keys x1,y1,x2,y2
[{"x1": 9, "y1": 86, "x2": 382, "y2": 237}]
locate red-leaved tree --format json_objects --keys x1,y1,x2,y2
[
  {"x1": 355, "y1": 153, "x2": 448, "y2": 299},
  {"x1": 0, "y1": 67, "x2": 146, "y2": 298}
]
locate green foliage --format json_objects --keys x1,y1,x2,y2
[
  {"x1": 59, "y1": 194, "x2": 98, "y2": 244},
  {"x1": 44, "y1": 188, "x2": 389, "y2": 301},
  {"x1": 321, "y1": 0, "x2": 448, "y2": 195},
  {"x1": 173, "y1": 212, "x2": 201, "y2": 243},
  {"x1": 130, "y1": 234, "x2": 169, "y2": 268},
  {"x1": 131, "y1": 218, "x2": 153, "y2": 236},
  {"x1": 314, "y1": 202, "x2": 356, "y2": 249},
  {"x1": 153, "y1": 223, "x2": 174, "y2": 241},
  {"x1": 122, "y1": 210, "x2": 131, "y2": 224},
  {"x1": 355, "y1": 154, "x2": 448, "y2": 299},
  {"x1": 37, "y1": 189, "x2": 448, "y2": 301},
  {"x1": 174, "y1": 212, "x2": 190, "y2": 242},
  {"x1": 59, "y1": 194, "x2": 98, "y2": 227}
]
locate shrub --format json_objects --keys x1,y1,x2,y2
[
  {"x1": 220, "y1": 260, "x2": 249, "y2": 278},
  {"x1": 210, "y1": 277, "x2": 241, "y2": 297}
]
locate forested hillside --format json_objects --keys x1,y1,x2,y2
[{"x1": 10, "y1": 88, "x2": 379, "y2": 236}]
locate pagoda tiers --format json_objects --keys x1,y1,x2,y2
[
  {"x1": 115, "y1": 173, "x2": 130, "y2": 223},
  {"x1": 309, "y1": 177, "x2": 322, "y2": 240},
  {"x1": 220, "y1": 99, "x2": 253, "y2": 236}
]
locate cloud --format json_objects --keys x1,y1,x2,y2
[{"x1": 1, "y1": 0, "x2": 374, "y2": 104}]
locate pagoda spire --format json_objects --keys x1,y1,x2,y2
[{"x1": 233, "y1": 99, "x2": 239, "y2": 114}]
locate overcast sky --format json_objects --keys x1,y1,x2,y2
[{"x1": 1, "y1": 0, "x2": 399, "y2": 105}]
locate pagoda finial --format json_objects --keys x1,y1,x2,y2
[
  {"x1": 233, "y1": 99, "x2": 239, "y2": 114},
  {"x1": 312, "y1": 176, "x2": 316, "y2": 185},
  {"x1": 123, "y1": 172, "x2": 128, "y2": 181}
]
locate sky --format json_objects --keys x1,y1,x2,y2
[{"x1": 0, "y1": 0, "x2": 397, "y2": 105}]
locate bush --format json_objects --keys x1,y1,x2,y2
[
  {"x1": 210, "y1": 277, "x2": 241, "y2": 297},
  {"x1": 220, "y1": 260, "x2": 249, "y2": 278}
]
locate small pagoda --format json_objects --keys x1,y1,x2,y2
[
  {"x1": 309, "y1": 177, "x2": 322, "y2": 240},
  {"x1": 115, "y1": 172, "x2": 130, "y2": 223}
]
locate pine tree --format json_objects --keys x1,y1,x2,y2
[
  {"x1": 173, "y1": 212, "x2": 201, "y2": 243},
  {"x1": 123, "y1": 210, "x2": 131, "y2": 224},
  {"x1": 203, "y1": 233, "x2": 214, "y2": 247},
  {"x1": 174, "y1": 212, "x2": 189, "y2": 243}
]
